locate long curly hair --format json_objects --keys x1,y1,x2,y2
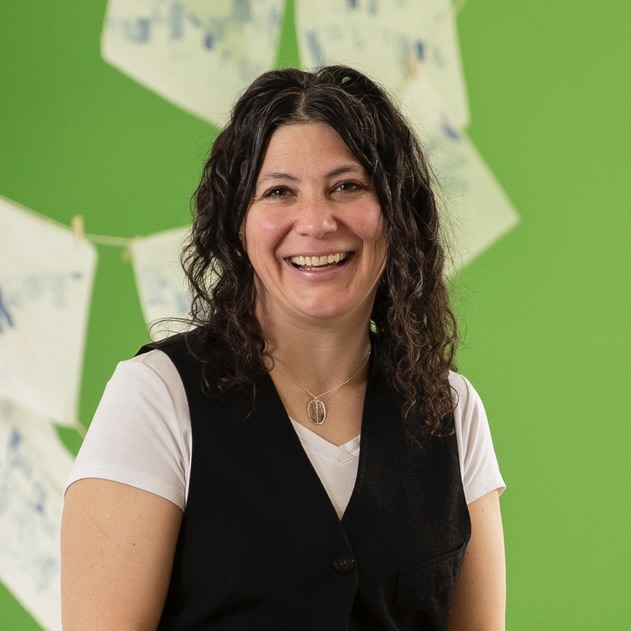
[{"x1": 182, "y1": 65, "x2": 458, "y2": 435}]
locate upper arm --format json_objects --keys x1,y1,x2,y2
[
  {"x1": 447, "y1": 490, "x2": 506, "y2": 631},
  {"x1": 61, "y1": 478, "x2": 183, "y2": 631}
]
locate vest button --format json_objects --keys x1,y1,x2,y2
[{"x1": 333, "y1": 553, "x2": 356, "y2": 574}]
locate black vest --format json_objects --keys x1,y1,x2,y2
[{"x1": 141, "y1": 334, "x2": 470, "y2": 630}]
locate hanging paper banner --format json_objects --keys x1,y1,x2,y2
[
  {"x1": 436, "y1": 131, "x2": 520, "y2": 275},
  {"x1": 400, "y1": 76, "x2": 519, "y2": 274},
  {"x1": 0, "y1": 399, "x2": 73, "y2": 631},
  {"x1": 101, "y1": 0, "x2": 285, "y2": 126},
  {"x1": 0, "y1": 197, "x2": 97, "y2": 426},
  {"x1": 129, "y1": 226, "x2": 195, "y2": 339},
  {"x1": 295, "y1": 0, "x2": 469, "y2": 129}
]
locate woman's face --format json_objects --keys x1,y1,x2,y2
[{"x1": 244, "y1": 122, "x2": 387, "y2": 330}]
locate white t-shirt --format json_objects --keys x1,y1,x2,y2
[{"x1": 67, "y1": 350, "x2": 505, "y2": 518}]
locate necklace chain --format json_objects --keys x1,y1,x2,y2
[{"x1": 273, "y1": 349, "x2": 371, "y2": 425}]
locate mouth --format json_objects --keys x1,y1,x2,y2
[{"x1": 288, "y1": 252, "x2": 350, "y2": 270}]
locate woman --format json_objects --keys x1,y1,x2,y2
[{"x1": 61, "y1": 65, "x2": 505, "y2": 630}]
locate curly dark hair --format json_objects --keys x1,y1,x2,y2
[{"x1": 182, "y1": 65, "x2": 458, "y2": 435}]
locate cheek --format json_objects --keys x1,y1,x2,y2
[
  {"x1": 368, "y1": 212, "x2": 387, "y2": 253},
  {"x1": 243, "y1": 213, "x2": 267, "y2": 258},
  {"x1": 244, "y1": 217, "x2": 289, "y2": 277},
  {"x1": 244, "y1": 209, "x2": 288, "y2": 248}
]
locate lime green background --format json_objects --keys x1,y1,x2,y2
[{"x1": 2, "y1": 1, "x2": 630, "y2": 628}]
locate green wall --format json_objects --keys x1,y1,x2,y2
[{"x1": 2, "y1": 1, "x2": 630, "y2": 628}]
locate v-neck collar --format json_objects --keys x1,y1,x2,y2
[
  {"x1": 256, "y1": 343, "x2": 389, "y2": 524},
  {"x1": 290, "y1": 419, "x2": 361, "y2": 463}
]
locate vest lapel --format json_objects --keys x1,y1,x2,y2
[{"x1": 254, "y1": 373, "x2": 348, "y2": 527}]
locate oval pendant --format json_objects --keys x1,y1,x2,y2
[{"x1": 307, "y1": 398, "x2": 326, "y2": 425}]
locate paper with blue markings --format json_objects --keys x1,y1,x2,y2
[
  {"x1": 0, "y1": 196, "x2": 97, "y2": 426},
  {"x1": 0, "y1": 399, "x2": 73, "y2": 631},
  {"x1": 399, "y1": 74, "x2": 519, "y2": 274},
  {"x1": 101, "y1": 0, "x2": 285, "y2": 126},
  {"x1": 130, "y1": 226, "x2": 196, "y2": 339},
  {"x1": 295, "y1": 0, "x2": 519, "y2": 273},
  {"x1": 295, "y1": 0, "x2": 469, "y2": 129}
]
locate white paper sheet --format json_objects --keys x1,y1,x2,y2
[
  {"x1": 0, "y1": 197, "x2": 97, "y2": 426},
  {"x1": 436, "y1": 131, "x2": 520, "y2": 275},
  {"x1": 400, "y1": 75, "x2": 519, "y2": 274},
  {"x1": 295, "y1": 0, "x2": 469, "y2": 129},
  {"x1": 101, "y1": 0, "x2": 285, "y2": 126},
  {"x1": 130, "y1": 226, "x2": 195, "y2": 339},
  {"x1": 0, "y1": 400, "x2": 74, "y2": 631}
]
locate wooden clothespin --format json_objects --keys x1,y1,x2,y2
[
  {"x1": 71, "y1": 214, "x2": 84, "y2": 246},
  {"x1": 122, "y1": 242, "x2": 132, "y2": 262}
]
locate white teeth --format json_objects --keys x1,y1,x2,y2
[{"x1": 290, "y1": 252, "x2": 348, "y2": 268}]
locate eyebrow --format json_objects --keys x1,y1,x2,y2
[
  {"x1": 255, "y1": 164, "x2": 367, "y2": 187},
  {"x1": 256, "y1": 171, "x2": 299, "y2": 185}
]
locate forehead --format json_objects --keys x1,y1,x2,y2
[{"x1": 258, "y1": 122, "x2": 361, "y2": 172}]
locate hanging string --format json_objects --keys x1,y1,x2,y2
[
  {"x1": 72, "y1": 421, "x2": 87, "y2": 439},
  {"x1": 83, "y1": 233, "x2": 132, "y2": 248}
]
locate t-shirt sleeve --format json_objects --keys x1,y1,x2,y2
[
  {"x1": 65, "y1": 349, "x2": 191, "y2": 511},
  {"x1": 450, "y1": 372, "x2": 506, "y2": 505}
]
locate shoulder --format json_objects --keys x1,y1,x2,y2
[
  {"x1": 66, "y1": 348, "x2": 192, "y2": 510},
  {"x1": 138, "y1": 329, "x2": 202, "y2": 360},
  {"x1": 448, "y1": 371, "x2": 492, "y2": 437},
  {"x1": 448, "y1": 371, "x2": 506, "y2": 504},
  {"x1": 107, "y1": 347, "x2": 186, "y2": 401},
  {"x1": 128, "y1": 346, "x2": 182, "y2": 377},
  {"x1": 449, "y1": 371, "x2": 483, "y2": 408},
  {"x1": 138, "y1": 328, "x2": 225, "y2": 382},
  {"x1": 448, "y1": 370, "x2": 489, "y2": 449}
]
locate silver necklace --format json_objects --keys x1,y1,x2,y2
[{"x1": 273, "y1": 349, "x2": 371, "y2": 425}]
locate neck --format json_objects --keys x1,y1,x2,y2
[{"x1": 261, "y1": 316, "x2": 372, "y2": 396}]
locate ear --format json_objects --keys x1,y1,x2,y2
[{"x1": 236, "y1": 226, "x2": 248, "y2": 259}]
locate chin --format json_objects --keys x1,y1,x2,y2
[{"x1": 292, "y1": 297, "x2": 371, "y2": 324}]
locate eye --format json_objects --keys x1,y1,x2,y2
[
  {"x1": 333, "y1": 180, "x2": 367, "y2": 194},
  {"x1": 263, "y1": 186, "x2": 292, "y2": 199}
]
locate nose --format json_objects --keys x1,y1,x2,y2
[{"x1": 294, "y1": 194, "x2": 338, "y2": 239}]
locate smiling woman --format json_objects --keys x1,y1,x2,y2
[
  {"x1": 61, "y1": 66, "x2": 506, "y2": 630},
  {"x1": 245, "y1": 122, "x2": 386, "y2": 328}
]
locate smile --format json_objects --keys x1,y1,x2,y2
[{"x1": 289, "y1": 252, "x2": 350, "y2": 269}]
